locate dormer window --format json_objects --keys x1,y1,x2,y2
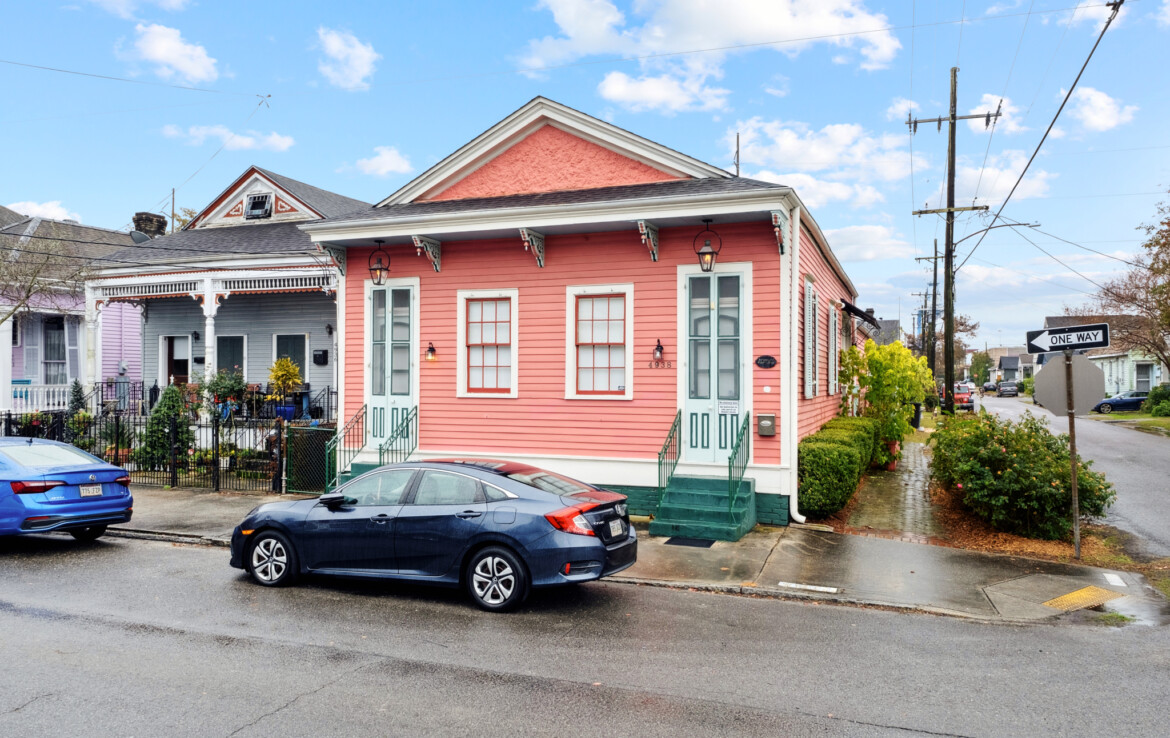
[{"x1": 245, "y1": 193, "x2": 272, "y2": 219}]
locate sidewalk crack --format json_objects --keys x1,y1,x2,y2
[
  {"x1": 225, "y1": 662, "x2": 367, "y2": 737},
  {"x1": 7, "y1": 693, "x2": 52, "y2": 714}
]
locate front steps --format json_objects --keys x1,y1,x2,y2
[{"x1": 649, "y1": 475, "x2": 756, "y2": 542}]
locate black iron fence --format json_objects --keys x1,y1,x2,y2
[{"x1": 91, "y1": 381, "x2": 337, "y2": 423}]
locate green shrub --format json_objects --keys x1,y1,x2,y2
[
  {"x1": 824, "y1": 417, "x2": 879, "y2": 465},
  {"x1": 1142, "y1": 385, "x2": 1170, "y2": 413},
  {"x1": 805, "y1": 429, "x2": 867, "y2": 481},
  {"x1": 134, "y1": 385, "x2": 195, "y2": 471},
  {"x1": 1151, "y1": 400, "x2": 1170, "y2": 418},
  {"x1": 1021, "y1": 377, "x2": 1035, "y2": 396},
  {"x1": 929, "y1": 411, "x2": 1114, "y2": 540},
  {"x1": 797, "y1": 440, "x2": 861, "y2": 517}
]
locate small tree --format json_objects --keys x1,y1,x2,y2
[
  {"x1": 268, "y1": 357, "x2": 302, "y2": 399},
  {"x1": 969, "y1": 351, "x2": 992, "y2": 385},
  {"x1": 845, "y1": 339, "x2": 933, "y2": 464},
  {"x1": 134, "y1": 384, "x2": 195, "y2": 471},
  {"x1": 68, "y1": 379, "x2": 86, "y2": 414}
]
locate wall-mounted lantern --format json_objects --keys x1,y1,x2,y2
[{"x1": 693, "y1": 219, "x2": 722, "y2": 272}]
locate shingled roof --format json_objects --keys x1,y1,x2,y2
[
  {"x1": 0, "y1": 215, "x2": 134, "y2": 272},
  {"x1": 103, "y1": 221, "x2": 315, "y2": 267},
  {"x1": 252, "y1": 167, "x2": 371, "y2": 219}
]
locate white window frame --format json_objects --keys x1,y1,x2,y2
[
  {"x1": 272, "y1": 333, "x2": 310, "y2": 376},
  {"x1": 457, "y1": 288, "x2": 519, "y2": 399},
  {"x1": 215, "y1": 335, "x2": 248, "y2": 381},
  {"x1": 11, "y1": 315, "x2": 20, "y2": 348},
  {"x1": 157, "y1": 333, "x2": 194, "y2": 386},
  {"x1": 828, "y1": 305, "x2": 839, "y2": 395},
  {"x1": 245, "y1": 192, "x2": 273, "y2": 220},
  {"x1": 564, "y1": 283, "x2": 634, "y2": 401},
  {"x1": 804, "y1": 278, "x2": 819, "y2": 398}
]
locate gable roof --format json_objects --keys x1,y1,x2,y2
[
  {"x1": 186, "y1": 166, "x2": 371, "y2": 229},
  {"x1": 378, "y1": 97, "x2": 731, "y2": 206},
  {"x1": 0, "y1": 215, "x2": 134, "y2": 275},
  {"x1": 0, "y1": 205, "x2": 24, "y2": 229},
  {"x1": 998, "y1": 355, "x2": 1020, "y2": 370},
  {"x1": 102, "y1": 221, "x2": 316, "y2": 267}
]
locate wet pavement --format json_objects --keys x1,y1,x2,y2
[{"x1": 844, "y1": 441, "x2": 944, "y2": 543}]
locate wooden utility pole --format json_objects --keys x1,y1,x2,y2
[
  {"x1": 914, "y1": 239, "x2": 941, "y2": 377},
  {"x1": 911, "y1": 291, "x2": 929, "y2": 355},
  {"x1": 908, "y1": 68, "x2": 1000, "y2": 414}
]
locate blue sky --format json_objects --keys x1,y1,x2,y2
[{"x1": 4, "y1": 0, "x2": 1168, "y2": 350}]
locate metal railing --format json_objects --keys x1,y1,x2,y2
[
  {"x1": 378, "y1": 406, "x2": 418, "y2": 465},
  {"x1": 10, "y1": 384, "x2": 71, "y2": 413},
  {"x1": 728, "y1": 412, "x2": 751, "y2": 515},
  {"x1": 325, "y1": 404, "x2": 366, "y2": 492},
  {"x1": 656, "y1": 410, "x2": 682, "y2": 507}
]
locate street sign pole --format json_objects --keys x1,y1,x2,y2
[{"x1": 1064, "y1": 350, "x2": 1081, "y2": 560}]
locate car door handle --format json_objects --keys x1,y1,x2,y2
[
  {"x1": 455, "y1": 510, "x2": 482, "y2": 519},
  {"x1": 370, "y1": 514, "x2": 392, "y2": 524}
]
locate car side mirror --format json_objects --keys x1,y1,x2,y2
[{"x1": 319, "y1": 492, "x2": 355, "y2": 508}]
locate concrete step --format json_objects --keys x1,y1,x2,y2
[
  {"x1": 655, "y1": 502, "x2": 747, "y2": 524},
  {"x1": 647, "y1": 518, "x2": 751, "y2": 542}
]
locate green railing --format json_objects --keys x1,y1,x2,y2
[
  {"x1": 379, "y1": 406, "x2": 418, "y2": 465},
  {"x1": 728, "y1": 412, "x2": 751, "y2": 515},
  {"x1": 325, "y1": 404, "x2": 365, "y2": 492},
  {"x1": 656, "y1": 410, "x2": 682, "y2": 507}
]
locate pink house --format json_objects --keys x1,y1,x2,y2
[{"x1": 302, "y1": 98, "x2": 866, "y2": 537}]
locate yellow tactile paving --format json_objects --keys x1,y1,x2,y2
[{"x1": 1042, "y1": 585, "x2": 1125, "y2": 612}]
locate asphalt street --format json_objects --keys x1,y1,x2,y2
[
  {"x1": 2, "y1": 535, "x2": 1167, "y2": 737},
  {"x1": 981, "y1": 395, "x2": 1170, "y2": 558}
]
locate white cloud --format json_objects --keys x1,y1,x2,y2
[
  {"x1": 1160, "y1": 0, "x2": 1170, "y2": 27},
  {"x1": 317, "y1": 28, "x2": 380, "y2": 91},
  {"x1": 89, "y1": 0, "x2": 187, "y2": 19},
  {"x1": 598, "y1": 70, "x2": 729, "y2": 114},
  {"x1": 966, "y1": 94, "x2": 1027, "y2": 135},
  {"x1": 1067, "y1": 1, "x2": 1127, "y2": 30},
  {"x1": 939, "y1": 150, "x2": 1056, "y2": 206},
  {"x1": 163, "y1": 124, "x2": 294, "y2": 151},
  {"x1": 5, "y1": 201, "x2": 81, "y2": 222},
  {"x1": 763, "y1": 75, "x2": 790, "y2": 98},
  {"x1": 824, "y1": 225, "x2": 914, "y2": 261},
  {"x1": 885, "y1": 97, "x2": 919, "y2": 122},
  {"x1": 354, "y1": 146, "x2": 414, "y2": 176},
  {"x1": 986, "y1": 0, "x2": 1023, "y2": 15},
  {"x1": 131, "y1": 23, "x2": 216, "y2": 83},
  {"x1": 1067, "y1": 86, "x2": 1137, "y2": 132},
  {"x1": 747, "y1": 170, "x2": 875, "y2": 209}
]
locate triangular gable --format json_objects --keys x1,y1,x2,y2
[
  {"x1": 186, "y1": 166, "x2": 322, "y2": 230},
  {"x1": 379, "y1": 96, "x2": 730, "y2": 207}
]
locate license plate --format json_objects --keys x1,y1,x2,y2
[
  {"x1": 608, "y1": 519, "x2": 624, "y2": 537},
  {"x1": 80, "y1": 484, "x2": 103, "y2": 497}
]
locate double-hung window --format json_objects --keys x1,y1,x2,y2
[
  {"x1": 566, "y1": 284, "x2": 634, "y2": 400},
  {"x1": 457, "y1": 289, "x2": 518, "y2": 398}
]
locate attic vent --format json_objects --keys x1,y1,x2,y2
[{"x1": 245, "y1": 194, "x2": 272, "y2": 220}]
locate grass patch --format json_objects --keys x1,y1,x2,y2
[
  {"x1": 1094, "y1": 612, "x2": 1135, "y2": 627},
  {"x1": 1136, "y1": 418, "x2": 1170, "y2": 431}
]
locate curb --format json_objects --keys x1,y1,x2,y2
[{"x1": 107, "y1": 527, "x2": 231, "y2": 548}]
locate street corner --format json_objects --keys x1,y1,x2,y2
[{"x1": 984, "y1": 569, "x2": 1170, "y2": 627}]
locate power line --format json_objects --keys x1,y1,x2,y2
[
  {"x1": 957, "y1": 0, "x2": 1125, "y2": 271},
  {"x1": 0, "y1": 58, "x2": 256, "y2": 96}
]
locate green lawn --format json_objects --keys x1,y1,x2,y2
[{"x1": 1084, "y1": 409, "x2": 1170, "y2": 433}]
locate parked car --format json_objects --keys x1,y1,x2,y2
[
  {"x1": 996, "y1": 382, "x2": 1019, "y2": 397},
  {"x1": 230, "y1": 459, "x2": 637, "y2": 612},
  {"x1": 0, "y1": 439, "x2": 133, "y2": 540},
  {"x1": 953, "y1": 385, "x2": 974, "y2": 411},
  {"x1": 982, "y1": 381, "x2": 998, "y2": 394},
  {"x1": 1092, "y1": 390, "x2": 1149, "y2": 414}
]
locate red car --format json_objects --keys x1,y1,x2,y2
[{"x1": 953, "y1": 385, "x2": 974, "y2": 411}]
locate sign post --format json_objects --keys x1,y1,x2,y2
[{"x1": 1029, "y1": 322, "x2": 1110, "y2": 560}]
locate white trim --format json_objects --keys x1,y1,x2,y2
[
  {"x1": 363, "y1": 276, "x2": 423, "y2": 437},
  {"x1": 10, "y1": 315, "x2": 20, "y2": 348},
  {"x1": 787, "y1": 204, "x2": 806, "y2": 523},
  {"x1": 564, "y1": 283, "x2": 634, "y2": 401},
  {"x1": 215, "y1": 334, "x2": 248, "y2": 381},
  {"x1": 158, "y1": 333, "x2": 194, "y2": 385},
  {"x1": 379, "y1": 97, "x2": 730, "y2": 206},
  {"x1": 336, "y1": 269, "x2": 346, "y2": 419},
  {"x1": 456, "y1": 288, "x2": 519, "y2": 399}
]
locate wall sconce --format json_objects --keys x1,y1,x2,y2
[
  {"x1": 369, "y1": 240, "x2": 390, "y2": 286},
  {"x1": 192, "y1": 330, "x2": 200, "y2": 341},
  {"x1": 693, "y1": 218, "x2": 722, "y2": 273},
  {"x1": 425, "y1": 342, "x2": 437, "y2": 362},
  {"x1": 326, "y1": 323, "x2": 334, "y2": 336},
  {"x1": 653, "y1": 339, "x2": 664, "y2": 361}
]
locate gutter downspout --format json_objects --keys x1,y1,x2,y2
[{"x1": 787, "y1": 203, "x2": 806, "y2": 524}]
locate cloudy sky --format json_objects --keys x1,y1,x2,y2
[{"x1": 4, "y1": 0, "x2": 1167, "y2": 349}]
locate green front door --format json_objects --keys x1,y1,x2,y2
[
  {"x1": 683, "y1": 273, "x2": 743, "y2": 464},
  {"x1": 370, "y1": 282, "x2": 417, "y2": 442}
]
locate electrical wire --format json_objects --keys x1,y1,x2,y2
[{"x1": 0, "y1": 58, "x2": 256, "y2": 96}]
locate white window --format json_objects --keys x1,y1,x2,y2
[
  {"x1": 804, "y1": 279, "x2": 819, "y2": 398},
  {"x1": 245, "y1": 193, "x2": 272, "y2": 220},
  {"x1": 565, "y1": 284, "x2": 634, "y2": 400},
  {"x1": 457, "y1": 289, "x2": 518, "y2": 399},
  {"x1": 828, "y1": 305, "x2": 839, "y2": 395}
]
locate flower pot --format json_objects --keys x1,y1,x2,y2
[
  {"x1": 275, "y1": 405, "x2": 295, "y2": 421},
  {"x1": 885, "y1": 440, "x2": 900, "y2": 471}
]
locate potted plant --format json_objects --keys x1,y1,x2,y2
[{"x1": 268, "y1": 357, "x2": 302, "y2": 421}]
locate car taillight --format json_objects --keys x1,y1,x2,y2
[
  {"x1": 115, "y1": 476, "x2": 131, "y2": 487},
  {"x1": 11, "y1": 480, "x2": 65, "y2": 495},
  {"x1": 545, "y1": 502, "x2": 599, "y2": 536}
]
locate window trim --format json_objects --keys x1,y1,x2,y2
[
  {"x1": 457, "y1": 288, "x2": 519, "y2": 399},
  {"x1": 10, "y1": 315, "x2": 20, "y2": 348},
  {"x1": 564, "y1": 283, "x2": 634, "y2": 401},
  {"x1": 271, "y1": 333, "x2": 309, "y2": 377},
  {"x1": 215, "y1": 334, "x2": 248, "y2": 381},
  {"x1": 245, "y1": 192, "x2": 273, "y2": 220}
]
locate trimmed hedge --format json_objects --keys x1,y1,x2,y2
[
  {"x1": 797, "y1": 440, "x2": 862, "y2": 518},
  {"x1": 823, "y1": 416, "x2": 879, "y2": 466},
  {"x1": 805, "y1": 428, "x2": 868, "y2": 480}
]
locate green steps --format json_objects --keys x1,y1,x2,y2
[{"x1": 648, "y1": 475, "x2": 757, "y2": 542}]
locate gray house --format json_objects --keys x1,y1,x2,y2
[{"x1": 86, "y1": 166, "x2": 370, "y2": 418}]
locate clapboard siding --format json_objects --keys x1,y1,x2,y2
[
  {"x1": 100, "y1": 302, "x2": 143, "y2": 381},
  {"x1": 142, "y1": 292, "x2": 336, "y2": 389},
  {"x1": 797, "y1": 223, "x2": 854, "y2": 441},
  {"x1": 344, "y1": 220, "x2": 782, "y2": 462}
]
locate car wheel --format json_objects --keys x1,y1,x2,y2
[
  {"x1": 1099, "y1": 404, "x2": 1113, "y2": 414},
  {"x1": 69, "y1": 526, "x2": 107, "y2": 542},
  {"x1": 248, "y1": 531, "x2": 299, "y2": 587},
  {"x1": 466, "y1": 546, "x2": 529, "y2": 612}
]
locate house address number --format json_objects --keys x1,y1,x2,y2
[{"x1": 647, "y1": 361, "x2": 673, "y2": 368}]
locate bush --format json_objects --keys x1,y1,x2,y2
[
  {"x1": 1142, "y1": 384, "x2": 1170, "y2": 413},
  {"x1": 823, "y1": 416, "x2": 879, "y2": 466},
  {"x1": 806, "y1": 429, "x2": 867, "y2": 480},
  {"x1": 1151, "y1": 400, "x2": 1170, "y2": 418},
  {"x1": 798, "y1": 440, "x2": 861, "y2": 517},
  {"x1": 134, "y1": 384, "x2": 195, "y2": 472},
  {"x1": 929, "y1": 411, "x2": 1114, "y2": 540},
  {"x1": 1021, "y1": 377, "x2": 1035, "y2": 396}
]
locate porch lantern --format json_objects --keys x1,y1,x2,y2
[
  {"x1": 369, "y1": 240, "x2": 390, "y2": 286},
  {"x1": 425, "y1": 342, "x2": 437, "y2": 362},
  {"x1": 693, "y1": 219, "x2": 722, "y2": 273},
  {"x1": 653, "y1": 339, "x2": 664, "y2": 362}
]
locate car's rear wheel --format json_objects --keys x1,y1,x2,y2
[
  {"x1": 248, "y1": 531, "x2": 299, "y2": 587},
  {"x1": 69, "y1": 526, "x2": 106, "y2": 542},
  {"x1": 466, "y1": 546, "x2": 529, "y2": 612},
  {"x1": 1099, "y1": 403, "x2": 1113, "y2": 414}
]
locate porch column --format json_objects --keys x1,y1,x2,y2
[
  {"x1": 84, "y1": 286, "x2": 99, "y2": 390},
  {"x1": 0, "y1": 316, "x2": 12, "y2": 412},
  {"x1": 202, "y1": 278, "x2": 218, "y2": 384}
]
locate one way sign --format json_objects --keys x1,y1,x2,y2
[{"x1": 1026, "y1": 323, "x2": 1111, "y2": 353}]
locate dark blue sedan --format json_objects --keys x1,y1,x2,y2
[
  {"x1": 0, "y1": 438, "x2": 133, "y2": 541},
  {"x1": 1092, "y1": 390, "x2": 1148, "y2": 414},
  {"x1": 230, "y1": 459, "x2": 637, "y2": 611}
]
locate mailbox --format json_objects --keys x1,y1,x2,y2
[
  {"x1": 757, "y1": 413, "x2": 776, "y2": 437},
  {"x1": 312, "y1": 349, "x2": 329, "y2": 366}
]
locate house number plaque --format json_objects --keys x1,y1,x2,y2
[{"x1": 755, "y1": 355, "x2": 778, "y2": 369}]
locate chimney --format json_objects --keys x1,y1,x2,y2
[
  {"x1": 132, "y1": 212, "x2": 168, "y2": 239},
  {"x1": 865, "y1": 308, "x2": 875, "y2": 316}
]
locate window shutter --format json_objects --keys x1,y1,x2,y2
[
  {"x1": 804, "y1": 281, "x2": 814, "y2": 398},
  {"x1": 22, "y1": 314, "x2": 41, "y2": 382},
  {"x1": 829, "y1": 308, "x2": 838, "y2": 395},
  {"x1": 812, "y1": 291, "x2": 820, "y2": 396},
  {"x1": 66, "y1": 316, "x2": 81, "y2": 382}
]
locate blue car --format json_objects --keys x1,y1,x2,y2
[
  {"x1": 230, "y1": 459, "x2": 637, "y2": 612},
  {"x1": 1092, "y1": 390, "x2": 1148, "y2": 414},
  {"x1": 0, "y1": 438, "x2": 133, "y2": 541}
]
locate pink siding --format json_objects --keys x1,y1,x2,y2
[
  {"x1": 100, "y1": 302, "x2": 142, "y2": 381},
  {"x1": 425, "y1": 125, "x2": 684, "y2": 201},
  {"x1": 344, "y1": 221, "x2": 782, "y2": 463},
  {"x1": 797, "y1": 224, "x2": 854, "y2": 441}
]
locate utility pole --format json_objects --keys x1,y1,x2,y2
[
  {"x1": 913, "y1": 238, "x2": 941, "y2": 377},
  {"x1": 911, "y1": 291, "x2": 929, "y2": 355},
  {"x1": 908, "y1": 68, "x2": 1000, "y2": 414}
]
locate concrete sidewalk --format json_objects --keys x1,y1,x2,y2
[{"x1": 109, "y1": 485, "x2": 1167, "y2": 624}]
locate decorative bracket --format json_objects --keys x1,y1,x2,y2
[
  {"x1": 637, "y1": 220, "x2": 659, "y2": 262},
  {"x1": 519, "y1": 228, "x2": 545, "y2": 268},
  {"x1": 771, "y1": 210, "x2": 788, "y2": 255},
  {"x1": 317, "y1": 242, "x2": 347, "y2": 276},
  {"x1": 411, "y1": 235, "x2": 442, "y2": 272}
]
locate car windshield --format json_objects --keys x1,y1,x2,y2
[
  {"x1": 501, "y1": 468, "x2": 597, "y2": 496},
  {"x1": 0, "y1": 443, "x2": 98, "y2": 468}
]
